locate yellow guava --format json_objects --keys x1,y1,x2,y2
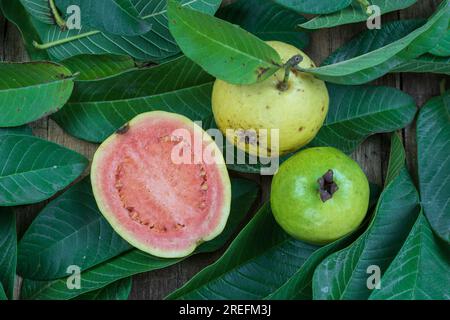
[{"x1": 212, "y1": 41, "x2": 329, "y2": 157}]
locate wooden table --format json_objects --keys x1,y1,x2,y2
[{"x1": 0, "y1": 0, "x2": 442, "y2": 299}]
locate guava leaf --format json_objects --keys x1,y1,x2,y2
[
  {"x1": 0, "y1": 62, "x2": 74, "y2": 127},
  {"x1": 225, "y1": 84, "x2": 416, "y2": 175},
  {"x1": 0, "y1": 126, "x2": 33, "y2": 136},
  {"x1": 17, "y1": 177, "x2": 132, "y2": 281},
  {"x1": 167, "y1": 0, "x2": 282, "y2": 84},
  {"x1": 0, "y1": 135, "x2": 88, "y2": 206},
  {"x1": 20, "y1": 178, "x2": 259, "y2": 300},
  {"x1": 300, "y1": 0, "x2": 418, "y2": 30},
  {"x1": 300, "y1": 4, "x2": 449, "y2": 84},
  {"x1": 61, "y1": 55, "x2": 135, "y2": 81},
  {"x1": 369, "y1": 213, "x2": 450, "y2": 300},
  {"x1": 54, "y1": 0, "x2": 152, "y2": 36},
  {"x1": 392, "y1": 54, "x2": 450, "y2": 75},
  {"x1": 428, "y1": 26, "x2": 450, "y2": 57},
  {"x1": 417, "y1": 92, "x2": 450, "y2": 244},
  {"x1": 384, "y1": 132, "x2": 406, "y2": 187},
  {"x1": 0, "y1": 209, "x2": 16, "y2": 300},
  {"x1": 217, "y1": 0, "x2": 309, "y2": 49},
  {"x1": 167, "y1": 204, "x2": 320, "y2": 300},
  {"x1": 273, "y1": 0, "x2": 352, "y2": 15},
  {"x1": 22, "y1": 0, "x2": 221, "y2": 61},
  {"x1": 312, "y1": 166, "x2": 420, "y2": 300},
  {"x1": 168, "y1": 183, "x2": 381, "y2": 300},
  {"x1": 0, "y1": 0, "x2": 50, "y2": 60},
  {"x1": 52, "y1": 56, "x2": 214, "y2": 143},
  {"x1": 0, "y1": 283, "x2": 6, "y2": 300},
  {"x1": 75, "y1": 277, "x2": 132, "y2": 300},
  {"x1": 309, "y1": 84, "x2": 416, "y2": 154}
]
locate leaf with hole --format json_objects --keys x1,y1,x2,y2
[
  {"x1": 0, "y1": 209, "x2": 16, "y2": 299},
  {"x1": 300, "y1": 0, "x2": 418, "y2": 29},
  {"x1": 0, "y1": 134, "x2": 88, "y2": 206},
  {"x1": 369, "y1": 213, "x2": 450, "y2": 300},
  {"x1": 167, "y1": 0, "x2": 282, "y2": 84},
  {"x1": 0, "y1": 62, "x2": 74, "y2": 127},
  {"x1": 417, "y1": 92, "x2": 450, "y2": 244},
  {"x1": 20, "y1": 178, "x2": 259, "y2": 300},
  {"x1": 52, "y1": 56, "x2": 214, "y2": 143},
  {"x1": 17, "y1": 177, "x2": 132, "y2": 281},
  {"x1": 217, "y1": 0, "x2": 309, "y2": 49}
]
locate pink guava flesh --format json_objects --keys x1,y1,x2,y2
[{"x1": 91, "y1": 112, "x2": 231, "y2": 258}]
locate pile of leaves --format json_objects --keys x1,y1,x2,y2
[{"x1": 0, "y1": 0, "x2": 449, "y2": 300}]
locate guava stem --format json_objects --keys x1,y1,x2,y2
[
  {"x1": 356, "y1": 0, "x2": 372, "y2": 15},
  {"x1": 49, "y1": 0, "x2": 66, "y2": 29},
  {"x1": 33, "y1": 31, "x2": 100, "y2": 50},
  {"x1": 317, "y1": 169, "x2": 339, "y2": 202},
  {"x1": 277, "y1": 54, "x2": 303, "y2": 92}
]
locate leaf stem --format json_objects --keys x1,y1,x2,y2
[
  {"x1": 33, "y1": 31, "x2": 100, "y2": 50},
  {"x1": 49, "y1": 0, "x2": 66, "y2": 29},
  {"x1": 277, "y1": 55, "x2": 303, "y2": 91},
  {"x1": 356, "y1": 0, "x2": 372, "y2": 15}
]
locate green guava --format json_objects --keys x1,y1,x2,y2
[
  {"x1": 212, "y1": 41, "x2": 329, "y2": 157},
  {"x1": 91, "y1": 111, "x2": 231, "y2": 258},
  {"x1": 270, "y1": 147, "x2": 370, "y2": 244}
]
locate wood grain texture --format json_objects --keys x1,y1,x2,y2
[{"x1": 0, "y1": 0, "x2": 439, "y2": 300}]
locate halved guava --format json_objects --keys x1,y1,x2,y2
[{"x1": 91, "y1": 111, "x2": 231, "y2": 258}]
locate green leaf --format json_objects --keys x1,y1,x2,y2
[
  {"x1": 0, "y1": 62, "x2": 74, "y2": 127},
  {"x1": 0, "y1": 208, "x2": 16, "y2": 299},
  {"x1": 0, "y1": 126, "x2": 33, "y2": 136},
  {"x1": 52, "y1": 56, "x2": 214, "y2": 143},
  {"x1": 167, "y1": 203, "x2": 320, "y2": 300},
  {"x1": 384, "y1": 132, "x2": 406, "y2": 187},
  {"x1": 217, "y1": 0, "x2": 309, "y2": 49},
  {"x1": 309, "y1": 84, "x2": 417, "y2": 154},
  {"x1": 55, "y1": 0, "x2": 152, "y2": 36},
  {"x1": 20, "y1": 178, "x2": 259, "y2": 300},
  {"x1": 0, "y1": 0, "x2": 50, "y2": 60},
  {"x1": 167, "y1": 0, "x2": 282, "y2": 84},
  {"x1": 312, "y1": 168, "x2": 420, "y2": 300},
  {"x1": 0, "y1": 283, "x2": 6, "y2": 300},
  {"x1": 322, "y1": 20, "x2": 422, "y2": 66},
  {"x1": 76, "y1": 277, "x2": 132, "y2": 300},
  {"x1": 274, "y1": 0, "x2": 352, "y2": 15},
  {"x1": 417, "y1": 92, "x2": 450, "y2": 243},
  {"x1": 300, "y1": 4, "x2": 449, "y2": 84},
  {"x1": 0, "y1": 134, "x2": 88, "y2": 206},
  {"x1": 392, "y1": 54, "x2": 450, "y2": 75},
  {"x1": 429, "y1": 26, "x2": 450, "y2": 56},
  {"x1": 61, "y1": 55, "x2": 135, "y2": 81},
  {"x1": 17, "y1": 177, "x2": 132, "y2": 281},
  {"x1": 300, "y1": 0, "x2": 418, "y2": 29},
  {"x1": 369, "y1": 214, "x2": 450, "y2": 300},
  {"x1": 25, "y1": 0, "x2": 221, "y2": 61}
]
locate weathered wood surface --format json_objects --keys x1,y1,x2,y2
[{"x1": 0, "y1": 0, "x2": 442, "y2": 300}]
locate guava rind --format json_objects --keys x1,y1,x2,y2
[
  {"x1": 271, "y1": 147, "x2": 370, "y2": 244},
  {"x1": 91, "y1": 111, "x2": 231, "y2": 258},
  {"x1": 212, "y1": 41, "x2": 329, "y2": 157}
]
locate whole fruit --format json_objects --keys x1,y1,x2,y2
[
  {"x1": 91, "y1": 111, "x2": 231, "y2": 258},
  {"x1": 271, "y1": 147, "x2": 370, "y2": 244},
  {"x1": 212, "y1": 41, "x2": 329, "y2": 157}
]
